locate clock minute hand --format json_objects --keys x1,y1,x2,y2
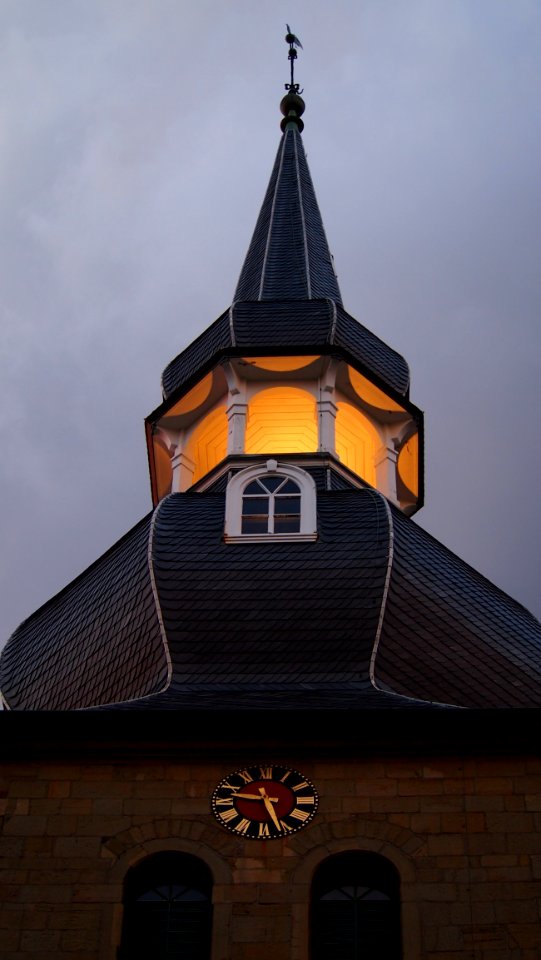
[{"x1": 258, "y1": 787, "x2": 282, "y2": 831}]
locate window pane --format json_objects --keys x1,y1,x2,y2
[
  {"x1": 244, "y1": 480, "x2": 264, "y2": 494},
  {"x1": 261, "y1": 476, "x2": 286, "y2": 492},
  {"x1": 242, "y1": 517, "x2": 269, "y2": 533},
  {"x1": 274, "y1": 515, "x2": 301, "y2": 533},
  {"x1": 280, "y1": 479, "x2": 300, "y2": 493},
  {"x1": 242, "y1": 497, "x2": 269, "y2": 514},
  {"x1": 275, "y1": 495, "x2": 301, "y2": 514}
]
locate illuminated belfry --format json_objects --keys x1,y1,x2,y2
[{"x1": 147, "y1": 93, "x2": 421, "y2": 513}]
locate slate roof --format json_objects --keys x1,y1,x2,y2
[
  {"x1": 160, "y1": 301, "x2": 411, "y2": 402},
  {"x1": 159, "y1": 125, "x2": 411, "y2": 404},
  {"x1": 0, "y1": 516, "x2": 168, "y2": 710},
  {"x1": 2, "y1": 93, "x2": 540, "y2": 723},
  {"x1": 374, "y1": 510, "x2": 541, "y2": 708},
  {"x1": 3, "y1": 485, "x2": 540, "y2": 711},
  {"x1": 234, "y1": 125, "x2": 341, "y2": 303}
]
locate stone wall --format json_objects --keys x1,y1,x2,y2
[{"x1": 1, "y1": 754, "x2": 540, "y2": 959}]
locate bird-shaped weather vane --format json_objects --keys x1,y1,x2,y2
[{"x1": 285, "y1": 25, "x2": 303, "y2": 94}]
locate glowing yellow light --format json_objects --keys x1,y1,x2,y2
[
  {"x1": 165, "y1": 373, "x2": 213, "y2": 417},
  {"x1": 184, "y1": 405, "x2": 228, "y2": 483},
  {"x1": 335, "y1": 402, "x2": 378, "y2": 485},
  {"x1": 397, "y1": 432, "x2": 419, "y2": 497},
  {"x1": 245, "y1": 387, "x2": 317, "y2": 454},
  {"x1": 349, "y1": 367, "x2": 405, "y2": 413},
  {"x1": 242, "y1": 356, "x2": 320, "y2": 372}
]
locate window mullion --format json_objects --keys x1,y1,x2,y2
[{"x1": 268, "y1": 493, "x2": 275, "y2": 534}]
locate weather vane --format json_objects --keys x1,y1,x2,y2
[{"x1": 285, "y1": 24, "x2": 303, "y2": 94}]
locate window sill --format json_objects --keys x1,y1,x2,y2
[{"x1": 224, "y1": 533, "x2": 318, "y2": 544}]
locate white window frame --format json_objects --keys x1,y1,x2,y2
[{"x1": 224, "y1": 460, "x2": 317, "y2": 543}]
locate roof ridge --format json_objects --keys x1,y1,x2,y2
[
  {"x1": 292, "y1": 126, "x2": 311, "y2": 298},
  {"x1": 258, "y1": 128, "x2": 288, "y2": 299}
]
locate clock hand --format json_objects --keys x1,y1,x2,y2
[
  {"x1": 236, "y1": 791, "x2": 279, "y2": 802},
  {"x1": 258, "y1": 787, "x2": 282, "y2": 831}
]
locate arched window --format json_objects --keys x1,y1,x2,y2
[
  {"x1": 118, "y1": 851, "x2": 212, "y2": 960},
  {"x1": 241, "y1": 475, "x2": 301, "y2": 533},
  {"x1": 310, "y1": 852, "x2": 401, "y2": 960},
  {"x1": 224, "y1": 460, "x2": 317, "y2": 542}
]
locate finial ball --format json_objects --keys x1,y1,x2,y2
[
  {"x1": 280, "y1": 92, "x2": 306, "y2": 132},
  {"x1": 280, "y1": 92, "x2": 305, "y2": 118}
]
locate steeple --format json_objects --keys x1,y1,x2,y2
[
  {"x1": 234, "y1": 31, "x2": 342, "y2": 304},
  {"x1": 146, "y1": 32, "x2": 420, "y2": 512},
  {"x1": 2, "y1": 30, "x2": 541, "y2": 723}
]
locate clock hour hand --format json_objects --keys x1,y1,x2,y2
[{"x1": 237, "y1": 791, "x2": 279, "y2": 802}]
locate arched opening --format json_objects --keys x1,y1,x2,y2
[
  {"x1": 335, "y1": 403, "x2": 378, "y2": 486},
  {"x1": 118, "y1": 851, "x2": 212, "y2": 960},
  {"x1": 245, "y1": 386, "x2": 318, "y2": 454},
  {"x1": 397, "y1": 431, "x2": 419, "y2": 498},
  {"x1": 310, "y1": 851, "x2": 401, "y2": 959},
  {"x1": 183, "y1": 406, "x2": 228, "y2": 485}
]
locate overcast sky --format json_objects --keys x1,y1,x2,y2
[{"x1": 1, "y1": 0, "x2": 540, "y2": 647}]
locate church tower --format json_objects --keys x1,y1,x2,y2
[{"x1": 1, "y1": 32, "x2": 540, "y2": 960}]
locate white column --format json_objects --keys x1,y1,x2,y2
[
  {"x1": 318, "y1": 358, "x2": 339, "y2": 455},
  {"x1": 222, "y1": 361, "x2": 248, "y2": 455},
  {"x1": 171, "y1": 448, "x2": 196, "y2": 492},
  {"x1": 226, "y1": 400, "x2": 248, "y2": 454},
  {"x1": 317, "y1": 398, "x2": 338, "y2": 454}
]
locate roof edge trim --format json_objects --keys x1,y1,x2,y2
[
  {"x1": 147, "y1": 495, "x2": 173, "y2": 694},
  {"x1": 293, "y1": 128, "x2": 311, "y2": 298},
  {"x1": 328, "y1": 298, "x2": 338, "y2": 343},
  {"x1": 369, "y1": 489, "x2": 394, "y2": 691},
  {"x1": 80, "y1": 495, "x2": 175, "y2": 712},
  {"x1": 258, "y1": 131, "x2": 288, "y2": 300}
]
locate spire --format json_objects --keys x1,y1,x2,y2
[{"x1": 233, "y1": 31, "x2": 342, "y2": 304}]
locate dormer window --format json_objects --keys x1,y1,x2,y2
[
  {"x1": 225, "y1": 460, "x2": 317, "y2": 542},
  {"x1": 242, "y1": 477, "x2": 301, "y2": 534}
]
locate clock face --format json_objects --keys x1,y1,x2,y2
[{"x1": 212, "y1": 764, "x2": 319, "y2": 839}]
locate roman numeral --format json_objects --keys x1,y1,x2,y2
[
  {"x1": 296, "y1": 796, "x2": 315, "y2": 805},
  {"x1": 238, "y1": 770, "x2": 253, "y2": 784},
  {"x1": 214, "y1": 797, "x2": 234, "y2": 807},
  {"x1": 258, "y1": 822, "x2": 271, "y2": 838},
  {"x1": 219, "y1": 807, "x2": 238, "y2": 823},
  {"x1": 259, "y1": 765, "x2": 273, "y2": 780},
  {"x1": 280, "y1": 771, "x2": 291, "y2": 783},
  {"x1": 293, "y1": 781, "x2": 309, "y2": 792},
  {"x1": 221, "y1": 780, "x2": 240, "y2": 794},
  {"x1": 290, "y1": 808, "x2": 310, "y2": 822},
  {"x1": 280, "y1": 819, "x2": 294, "y2": 833},
  {"x1": 237, "y1": 818, "x2": 251, "y2": 835}
]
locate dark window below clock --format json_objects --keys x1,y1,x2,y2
[
  {"x1": 118, "y1": 851, "x2": 212, "y2": 960},
  {"x1": 310, "y1": 851, "x2": 401, "y2": 960}
]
